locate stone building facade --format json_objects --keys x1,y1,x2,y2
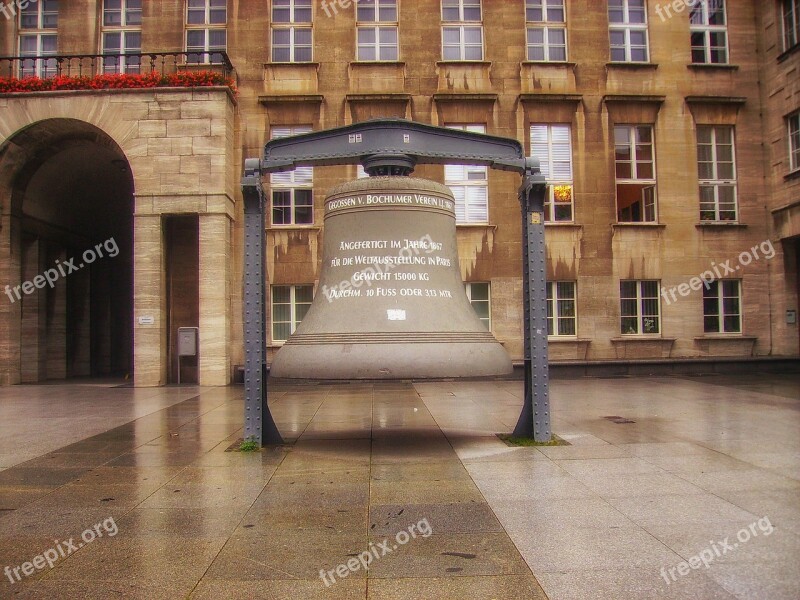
[{"x1": 0, "y1": 0, "x2": 798, "y2": 386}]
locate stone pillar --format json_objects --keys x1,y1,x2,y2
[
  {"x1": 198, "y1": 213, "x2": 231, "y2": 386},
  {"x1": 20, "y1": 238, "x2": 47, "y2": 383},
  {"x1": 133, "y1": 214, "x2": 167, "y2": 386},
  {"x1": 45, "y1": 247, "x2": 67, "y2": 380},
  {"x1": 0, "y1": 213, "x2": 21, "y2": 385}
]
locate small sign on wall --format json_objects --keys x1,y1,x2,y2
[{"x1": 138, "y1": 316, "x2": 155, "y2": 325}]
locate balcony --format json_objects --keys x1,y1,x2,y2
[{"x1": 0, "y1": 51, "x2": 236, "y2": 88}]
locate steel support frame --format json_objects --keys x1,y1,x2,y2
[
  {"x1": 242, "y1": 158, "x2": 283, "y2": 446},
  {"x1": 513, "y1": 171, "x2": 552, "y2": 442}
]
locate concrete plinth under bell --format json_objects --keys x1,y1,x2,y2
[{"x1": 270, "y1": 177, "x2": 512, "y2": 379}]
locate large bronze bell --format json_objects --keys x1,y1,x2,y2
[{"x1": 269, "y1": 176, "x2": 513, "y2": 379}]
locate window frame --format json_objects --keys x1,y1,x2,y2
[
  {"x1": 689, "y1": 0, "x2": 729, "y2": 64},
  {"x1": 530, "y1": 123, "x2": 574, "y2": 223},
  {"x1": 18, "y1": 1, "x2": 58, "y2": 78},
  {"x1": 614, "y1": 124, "x2": 658, "y2": 223},
  {"x1": 789, "y1": 111, "x2": 800, "y2": 173},
  {"x1": 547, "y1": 281, "x2": 577, "y2": 338},
  {"x1": 525, "y1": 0, "x2": 567, "y2": 62},
  {"x1": 620, "y1": 280, "x2": 661, "y2": 336},
  {"x1": 270, "y1": 284, "x2": 314, "y2": 344},
  {"x1": 270, "y1": 126, "x2": 314, "y2": 227},
  {"x1": 608, "y1": 0, "x2": 650, "y2": 63},
  {"x1": 441, "y1": 0, "x2": 483, "y2": 61},
  {"x1": 356, "y1": 0, "x2": 399, "y2": 61},
  {"x1": 101, "y1": 0, "x2": 142, "y2": 74},
  {"x1": 185, "y1": 0, "x2": 227, "y2": 65},
  {"x1": 465, "y1": 282, "x2": 491, "y2": 330},
  {"x1": 783, "y1": 0, "x2": 800, "y2": 52},
  {"x1": 445, "y1": 124, "x2": 489, "y2": 224},
  {"x1": 271, "y1": 0, "x2": 313, "y2": 63},
  {"x1": 703, "y1": 279, "x2": 742, "y2": 334},
  {"x1": 697, "y1": 125, "x2": 738, "y2": 222}
]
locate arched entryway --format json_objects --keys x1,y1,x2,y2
[{"x1": 0, "y1": 118, "x2": 134, "y2": 382}]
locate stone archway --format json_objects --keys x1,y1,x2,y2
[{"x1": 0, "y1": 119, "x2": 134, "y2": 383}]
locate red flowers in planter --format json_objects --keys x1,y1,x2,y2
[{"x1": 0, "y1": 71, "x2": 237, "y2": 94}]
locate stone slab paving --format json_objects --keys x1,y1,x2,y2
[{"x1": 0, "y1": 374, "x2": 796, "y2": 599}]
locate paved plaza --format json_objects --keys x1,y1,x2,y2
[{"x1": 0, "y1": 374, "x2": 798, "y2": 599}]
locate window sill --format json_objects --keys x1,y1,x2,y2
[
  {"x1": 548, "y1": 337, "x2": 590, "y2": 343},
  {"x1": 349, "y1": 61, "x2": 405, "y2": 67},
  {"x1": 606, "y1": 62, "x2": 658, "y2": 70},
  {"x1": 694, "y1": 335, "x2": 755, "y2": 341},
  {"x1": 695, "y1": 222, "x2": 746, "y2": 228},
  {"x1": 687, "y1": 63, "x2": 739, "y2": 71},
  {"x1": 436, "y1": 60, "x2": 492, "y2": 67},
  {"x1": 612, "y1": 336, "x2": 674, "y2": 341},
  {"x1": 521, "y1": 61, "x2": 576, "y2": 68},
  {"x1": 545, "y1": 222, "x2": 582, "y2": 228},
  {"x1": 778, "y1": 43, "x2": 800, "y2": 63},
  {"x1": 264, "y1": 61, "x2": 320, "y2": 67},
  {"x1": 267, "y1": 225, "x2": 321, "y2": 231},
  {"x1": 612, "y1": 223, "x2": 666, "y2": 230},
  {"x1": 784, "y1": 169, "x2": 800, "y2": 182},
  {"x1": 456, "y1": 223, "x2": 497, "y2": 230}
]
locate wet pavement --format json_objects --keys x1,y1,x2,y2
[{"x1": 0, "y1": 374, "x2": 798, "y2": 599}]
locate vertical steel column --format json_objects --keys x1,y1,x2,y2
[
  {"x1": 242, "y1": 159, "x2": 283, "y2": 446},
  {"x1": 513, "y1": 170, "x2": 552, "y2": 441}
]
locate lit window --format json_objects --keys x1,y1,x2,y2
[
  {"x1": 615, "y1": 125, "x2": 657, "y2": 223},
  {"x1": 186, "y1": 0, "x2": 227, "y2": 65},
  {"x1": 783, "y1": 0, "x2": 799, "y2": 51},
  {"x1": 608, "y1": 0, "x2": 649, "y2": 63},
  {"x1": 442, "y1": 0, "x2": 483, "y2": 60},
  {"x1": 525, "y1": 0, "x2": 567, "y2": 62},
  {"x1": 445, "y1": 125, "x2": 488, "y2": 224},
  {"x1": 697, "y1": 126, "x2": 737, "y2": 222},
  {"x1": 18, "y1": 0, "x2": 58, "y2": 78},
  {"x1": 102, "y1": 0, "x2": 142, "y2": 74},
  {"x1": 703, "y1": 280, "x2": 741, "y2": 334},
  {"x1": 271, "y1": 285, "x2": 313, "y2": 343},
  {"x1": 270, "y1": 126, "x2": 314, "y2": 226},
  {"x1": 272, "y1": 0, "x2": 313, "y2": 62},
  {"x1": 547, "y1": 282, "x2": 577, "y2": 337},
  {"x1": 465, "y1": 282, "x2": 491, "y2": 330},
  {"x1": 620, "y1": 280, "x2": 661, "y2": 335},
  {"x1": 357, "y1": 0, "x2": 398, "y2": 61},
  {"x1": 530, "y1": 124, "x2": 574, "y2": 222},
  {"x1": 789, "y1": 112, "x2": 800, "y2": 173},
  {"x1": 690, "y1": 0, "x2": 728, "y2": 64}
]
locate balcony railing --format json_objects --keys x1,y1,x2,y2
[{"x1": 0, "y1": 51, "x2": 235, "y2": 81}]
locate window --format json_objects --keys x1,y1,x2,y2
[
  {"x1": 186, "y1": 0, "x2": 226, "y2": 64},
  {"x1": 703, "y1": 280, "x2": 741, "y2": 334},
  {"x1": 525, "y1": 0, "x2": 567, "y2": 61},
  {"x1": 465, "y1": 282, "x2": 491, "y2": 330},
  {"x1": 357, "y1": 0, "x2": 398, "y2": 61},
  {"x1": 615, "y1": 125, "x2": 657, "y2": 223},
  {"x1": 784, "y1": 0, "x2": 799, "y2": 51},
  {"x1": 102, "y1": 0, "x2": 142, "y2": 74},
  {"x1": 530, "y1": 124, "x2": 574, "y2": 222},
  {"x1": 442, "y1": 0, "x2": 483, "y2": 60},
  {"x1": 270, "y1": 127, "x2": 314, "y2": 226},
  {"x1": 445, "y1": 125, "x2": 488, "y2": 224},
  {"x1": 697, "y1": 126, "x2": 737, "y2": 222},
  {"x1": 608, "y1": 0, "x2": 649, "y2": 63},
  {"x1": 620, "y1": 280, "x2": 660, "y2": 335},
  {"x1": 547, "y1": 281, "x2": 577, "y2": 337},
  {"x1": 272, "y1": 0, "x2": 313, "y2": 62},
  {"x1": 690, "y1": 0, "x2": 728, "y2": 64},
  {"x1": 271, "y1": 285, "x2": 313, "y2": 343},
  {"x1": 18, "y1": 0, "x2": 58, "y2": 78},
  {"x1": 790, "y1": 112, "x2": 800, "y2": 172}
]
